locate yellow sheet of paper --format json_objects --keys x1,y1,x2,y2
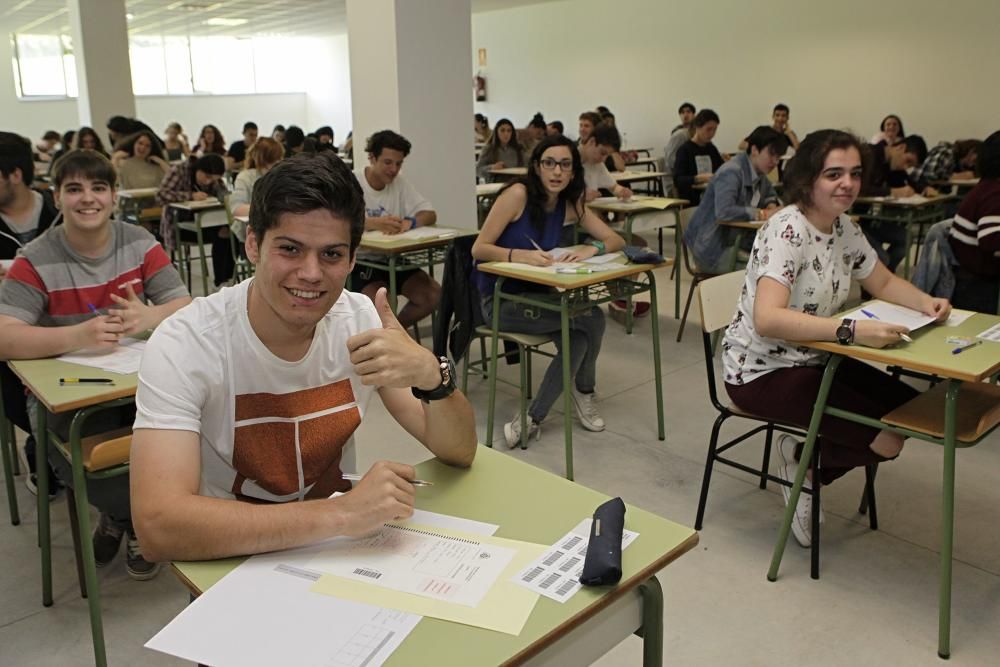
[{"x1": 309, "y1": 528, "x2": 546, "y2": 636}]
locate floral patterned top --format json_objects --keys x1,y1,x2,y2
[{"x1": 722, "y1": 205, "x2": 878, "y2": 385}]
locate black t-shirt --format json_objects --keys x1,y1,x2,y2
[{"x1": 228, "y1": 140, "x2": 248, "y2": 164}]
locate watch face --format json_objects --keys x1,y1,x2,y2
[{"x1": 836, "y1": 324, "x2": 851, "y2": 343}]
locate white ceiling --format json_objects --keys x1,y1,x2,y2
[{"x1": 1, "y1": 0, "x2": 557, "y2": 38}]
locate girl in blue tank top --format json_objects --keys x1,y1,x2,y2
[{"x1": 471, "y1": 136, "x2": 625, "y2": 448}]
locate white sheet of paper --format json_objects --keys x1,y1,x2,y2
[
  {"x1": 894, "y1": 194, "x2": 930, "y2": 204},
  {"x1": 695, "y1": 155, "x2": 713, "y2": 175},
  {"x1": 582, "y1": 252, "x2": 621, "y2": 264},
  {"x1": 976, "y1": 323, "x2": 1000, "y2": 342},
  {"x1": 363, "y1": 227, "x2": 456, "y2": 241},
  {"x1": 307, "y1": 524, "x2": 515, "y2": 607},
  {"x1": 844, "y1": 301, "x2": 936, "y2": 332},
  {"x1": 944, "y1": 309, "x2": 975, "y2": 327},
  {"x1": 57, "y1": 337, "x2": 146, "y2": 375},
  {"x1": 512, "y1": 518, "x2": 638, "y2": 603},
  {"x1": 146, "y1": 510, "x2": 498, "y2": 667}
]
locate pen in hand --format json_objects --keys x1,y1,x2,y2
[
  {"x1": 860, "y1": 309, "x2": 913, "y2": 343},
  {"x1": 341, "y1": 473, "x2": 434, "y2": 487}
]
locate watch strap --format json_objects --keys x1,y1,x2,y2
[{"x1": 411, "y1": 356, "x2": 457, "y2": 403}]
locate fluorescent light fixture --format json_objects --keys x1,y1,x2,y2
[{"x1": 203, "y1": 17, "x2": 248, "y2": 26}]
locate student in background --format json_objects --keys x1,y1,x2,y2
[
  {"x1": 0, "y1": 132, "x2": 63, "y2": 494},
  {"x1": 723, "y1": 129, "x2": 950, "y2": 547},
  {"x1": 472, "y1": 136, "x2": 625, "y2": 447},
  {"x1": 476, "y1": 118, "x2": 527, "y2": 181},
  {"x1": 230, "y1": 137, "x2": 285, "y2": 242},
  {"x1": 0, "y1": 150, "x2": 190, "y2": 578},
  {"x1": 673, "y1": 109, "x2": 723, "y2": 205},
  {"x1": 35, "y1": 131, "x2": 61, "y2": 162},
  {"x1": 475, "y1": 113, "x2": 490, "y2": 143},
  {"x1": 314, "y1": 126, "x2": 336, "y2": 152},
  {"x1": 157, "y1": 154, "x2": 231, "y2": 287},
  {"x1": 271, "y1": 124, "x2": 286, "y2": 144},
  {"x1": 194, "y1": 125, "x2": 227, "y2": 158},
  {"x1": 739, "y1": 104, "x2": 800, "y2": 152},
  {"x1": 685, "y1": 126, "x2": 788, "y2": 273},
  {"x1": 579, "y1": 124, "x2": 633, "y2": 202},
  {"x1": 284, "y1": 126, "x2": 315, "y2": 156},
  {"x1": 519, "y1": 113, "x2": 547, "y2": 153},
  {"x1": 74, "y1": 127, "x2": 109, "y2": 157},
  {"x1": 546, "y1": 121, "x2": 564, "y2": 137},
  {"x1": 226, "y1": 122, "x2": 259, "y2": 171},
  {"x1": 663, "y1": 124, "x2": 695, "y2": 196},
  {"x1": 106, "y1": 116, "x2": 134, "y2": 150},
  {"x1": 354, "y1": 130, "x2": 440, "y2": 330},
  {"x1": 871, "y1": 114, "x2": 905, "y2": 147},
  {"x1": 578, "y1": 111, "x2": 601, "y2": 144},
  {"x1": 912, "y1": 139, "x2": 981, "y2": 188},
  {"x1": 49, "y1": 130, "x2": 76, "y2": 167},
  {"x1": 948, "y1": 130, "x2": 1000, "y2": 313},
  {"x1": 673, "y1": 102, "x2": 696, "y2": 133},
  {"x1": 163, "y1": 122, "x2": 189, "y2": 161},
  {"x1": 115, "y1": 130, "x2": 171, "y2": 190},
  {"x1": 860, "y1": 135, "x2": 930, "y2": 272}
]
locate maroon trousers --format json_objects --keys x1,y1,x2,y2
[{"x1": 725, "y1": 358, "x2": 919, "y2": 485}]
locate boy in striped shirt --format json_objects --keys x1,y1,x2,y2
[{"x1": 0, "y1": 150, "x2": 191, "y2": 579}]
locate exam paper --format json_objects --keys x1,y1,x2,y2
[
  {"x1": 582, "y1": 252, "x2": 622, "y2": 264},
  {"x1": 512, "y1": 518, "x2": 639, "y2": 603},
  {"x1": 363, "y1": 227, "x2": 457, "y2": 241},
  {"x1": 844, "y1": 301, "x2": 937, "y2": 332},
  {"x1": 976, "y1": 323, "x2": 1000, "y2": 342},
  {"x1": 57, "y1": 337, "x2": 146, "y2": 375},
  {"x1": 307, "y1": 523, "x2": 515, "y2": 607},
  {"x1": 944, "y1": 309, "x2": 975, "y2": 327},
  {"x1": 146, "y1": 509, "x2": 498, "y2": 667}
]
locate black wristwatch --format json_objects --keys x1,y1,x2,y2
[
  {"x1": 411, "y1": 356, "x2": 457, "y2": 403},
  {"x1": 835, "y1": 318, "x2": 856, "y2": 345}
]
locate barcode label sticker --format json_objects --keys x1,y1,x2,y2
[{"x1": 353, "y1": 567, "x2": 383, "y2": 580}]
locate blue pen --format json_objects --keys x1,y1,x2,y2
[
  {"x1": 87, "y1": 303, "x2": 100, "y2": 316},
  {"x1": 952, "y1": 340, "x2": 982, "y2": 355}
]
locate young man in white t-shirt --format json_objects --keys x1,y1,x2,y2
[
  {"x1": 579, "y1": 124, "x2": 633, "y2": 203},
  {"x1": 130, "y1": 152, "x2": 477, "y2": 562},
  {"x1": 352, "y1": 130, "x2": 440, "y2": 330}
]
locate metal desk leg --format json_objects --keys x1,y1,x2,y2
[
  {"x1": 36, "y1": 403, "x2": 52, "y2": 607},
  {"x1": 637, "y1": 577, "x2": 664, "y2": 667},
  {"x1": 902, "y1": 210, "x2": 915, "y2": 279},
  {"x1": 624, "y1": 216, "x2": 635, "y2": 334},
  {"x1": 484, "y1": 280, "x2": 505, "y2": 449},
  {"x1": 938, "y1": 380, "x2": 960, "y2": 659},
  {"x1": 673, "y1": 209, "x2": 682, "y2": 320},
  {"x1": 427, "y1": 248, "x2": 438, "y2": 338},
  {"x1": 195, "y1": 215, "x2": 210, "y2": 296},
  {"x1": 387, "y1": 255, "x2": 399, "y2": 313},
  {"x1": 646, "y1": 272, "x2": 665, "y2": 441},
  {"x1": 561, "y1": 293, "x2": 574, "y2": 481},
  {"x1": 1, "y1": 414, "x2": 19, "y2": 525},
  {"x1": 768, "y1": 356, "x2": 841, "y2": 581}
]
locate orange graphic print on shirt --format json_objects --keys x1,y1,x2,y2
[{"x1": 231, "y1": 380, "x2": 359, "y2": 501}]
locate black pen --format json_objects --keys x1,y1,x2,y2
[{"x1": 59, "y1": 378, "x2": 114, "y2": 385}]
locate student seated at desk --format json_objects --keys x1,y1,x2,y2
[
  {"x1": 519, "y1": 113, "x2": 547, "y2": 154},
  {"x1": 163, "y1": 122, "x2": 190, "y2": 162},
  {"x1": 114, "y1": 130, "x2": 171, "y2": 190},
  {"x1": 471, "y1": 135, "x2": 625, "y2": 447},
  {"x1": 129, "y1": 152, "x2": 476, "y2": 562},
  {"x1": 74, "y1": 126, "x2": 109, "y2": 158},
  {"x1": 577, "y1": 111, "x2": 601, "y2": 144},
  {"x1": 948, "y1": 130, "x2": 1000, "y2": 314},
  {"x1": 871, "y1": 114, "x2": 905, "y2": 147},
  {"x1": 912, "y1": 139, "x2": 981, "y2": 189},
  {"x1": 859, "y1": 135, "x2": 930, "y2": 273},
  {"x1": 685, "y1": 126, "x2": 788, "y2": 273},
  {"x1": 476, "y1": 118, "x2": 527, "y2": 182},
  {"x1": 353, "y1": 130, "x2": 441, "y2": 330},
  {"x1": 315, "y1": 125, "x2": 336, "y2": 151},
  {"x1": 193, "y1": 124, "x2": 227, "y2": 159},
  {"x1": 723, "y1": 130, "x2": 950, "y2": 547},
  {"x1": 546, "y1": 120, "x2": 564, "y2": 137},
  {"x1": 672, "y1": 102, "x2": 696, "y2": 134},
  {"x1": 0, "y1": 150, "x2": 191, "y2": 577},
  {"x1": 0, "y1": 131, "x2": 63, "y2": 494},
  {"x1": 738, "y1": 104, "x2": 800, "y2": 152},
  {"x1": 157, "y1": 154, "x2": 231, "y2": 288},
  {"x1": 230, "y1": 138, "x2": 285, "y2": 243},
  {"x1": 475, "y1": 113, "x2": 490, "y2": 143},
  {"x1": 226, "y1": 121, "x2": 259, "y2": 172},
  {"x1": 674, "y1": 109, "x2": 723, "y2": 205},
  {"x1": 580, "y1": 124, "x2": 633, "y2": 203}
]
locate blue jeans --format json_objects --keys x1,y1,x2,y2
[{"x1": 481, "y1": 292, "x2": 605, "y2": 422}]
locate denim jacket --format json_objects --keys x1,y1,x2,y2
[{"x1": 684, "y1": 152, "x2": 779, "y2": 269}]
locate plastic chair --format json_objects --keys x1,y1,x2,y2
[{"x1": 692, "y1": 272, "x2": 879, "y2": 570}]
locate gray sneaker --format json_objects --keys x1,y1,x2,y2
[
  {"x1": 125, "y1": 530, "x2": 161, "y2": 581},
  {"x1": 92, "y1": 513, "x2": 126, "y2": 567},
  {"x1": 503, "y1": 414, "x2": 541, "y2": 449},
  {"x1": 570, "y1": 389, "x2": 605, "y2": 432}
]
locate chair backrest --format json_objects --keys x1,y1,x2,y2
[
  {"x1": 697, "y1": 270, "x2": 746, "y2": 334},
  {"x1": 678, "y1": 206, "x2": 698, "y2": 273}
]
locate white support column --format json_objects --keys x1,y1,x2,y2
[
  {"x1": 347, "y1": 0, "x2": 477, "y2": 230},
  {"x1": 67, "y1": 0, "x2": 136, "y2": 130}
]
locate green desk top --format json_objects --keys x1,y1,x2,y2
[
  {"x1": 359, "y1": 227, "x2": 477, "y2": 253},
  {"x1": 173, "y1": 446, "x2": 698, "y2": 666},
  {"x1": 9, "y1": 357, "x2": 138, "y2": 414},
  {"x1": 803, "y1": 310, "x2": 1000, "y2": 383},
  {"x1": 853, "y1": 194, "x2": 954, "y2": 208},
  {"x1": 478, "y1": 259, "x2": 667, "y2": 290},
  {"x1": 586, "y1": 196, "x2": 687, "y2": 214}
]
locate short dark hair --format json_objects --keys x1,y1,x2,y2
[
  {"x1": 315, "y1": 126, "x2": 333, "y2": 139},
  {"x1": 249, "y1": 152, "x2": 365, "y2": 255},
  {"x1": 365, "y1": 130, "x2": 411, "y2": 158},
  {"x1": 693, "y1": 109, "x2": 720, "y2": 127},
  {"x1": 773, "y1": 103, "x2": 790, "y2": 114},
  {"x1": 745, "y1": 126, "x2": 790, "y2": 156},
  {"x1": 678, "y1": 102, "x2": 695, "y2": 114},
  {"x1": 0, "y1": 131, "x2": 35, "y2": 183},
  {"x1": 903, "y1": 135, "x2": 928, "y2": 164},
  {"x1": 591, "y1": 123, "x2": 621, "y2": 150},
  {"x1": 600, "y1": 112, "x2": 615, "y2": 124},
  {"x1": 783, "y1": 130, "x2": 866, "y2": 210},
  {"x1": 528, "y1": 113, "x2": 546, "y2": 130},
  {"x1": 284, "y1": 125, "x2": 305, "y2": 149},
  {"x1": 193, "y1": 153, "x2": 226, "y2": 177},
  {"x1": 953, "y1": 139, "x2": 982, "y2": 166},
  {"x1": 52, "y1": 149, "x2": 116, "y2": 189},
  {"x1": 272, "y1": 124, "x2": 286, "y2": 134},
  {"x1": 42, "y1": 130, "x2": 60, "y2": 142},
  {"x1": 595, "y1": 106, "x2": 611, "y2": 115},
  {"x1": 578, "y1": 111, "x2": 601, "y2": 126},
  {"x1": 547, "y1": 121, "x2": 564, "y2": 134},
  {"x1": 977, "y1": 131, "x2": 1000, "y2": 180},
  {"x1": 243, "y1": 121, "x2": 258, "y2": 133},
  {"x1": 106, "y1": 115, "x2": 131, "y2": 133}
]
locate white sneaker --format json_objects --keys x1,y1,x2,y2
[
  {"x1": 503, "y1": 414, "x2": 541, "y2": 449},
  {"x1": 775, "y1": 434, "x2": 823, "y2": 548},
  {"x1": 570, "y1": 389, "x2": 605, "y2": 432}
]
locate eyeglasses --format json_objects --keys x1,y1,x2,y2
[{"x1": 538, "y1": 158, "x2": 573, "y2": 172}]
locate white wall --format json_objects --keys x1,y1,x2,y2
[
  {"x1": 472, "y1": 0, "x2": 1000, "y2": 154},
  {"x1": 306, "y1": 34, "x2": 353, "y2": 144}
]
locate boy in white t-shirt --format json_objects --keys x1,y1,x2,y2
[
  {"x1": 579, "y1": 124, "x2": 633, "y2": 203},
  {"x1": 352, "y1": 130, "x2": 440, "y2": 330},
  {"x1": 130, "y1": 152, "x2": 477, "y2": 562}
]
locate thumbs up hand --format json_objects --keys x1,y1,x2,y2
[{"x1": 346, "y1": 287, "x2": 441, "y2": 389}]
